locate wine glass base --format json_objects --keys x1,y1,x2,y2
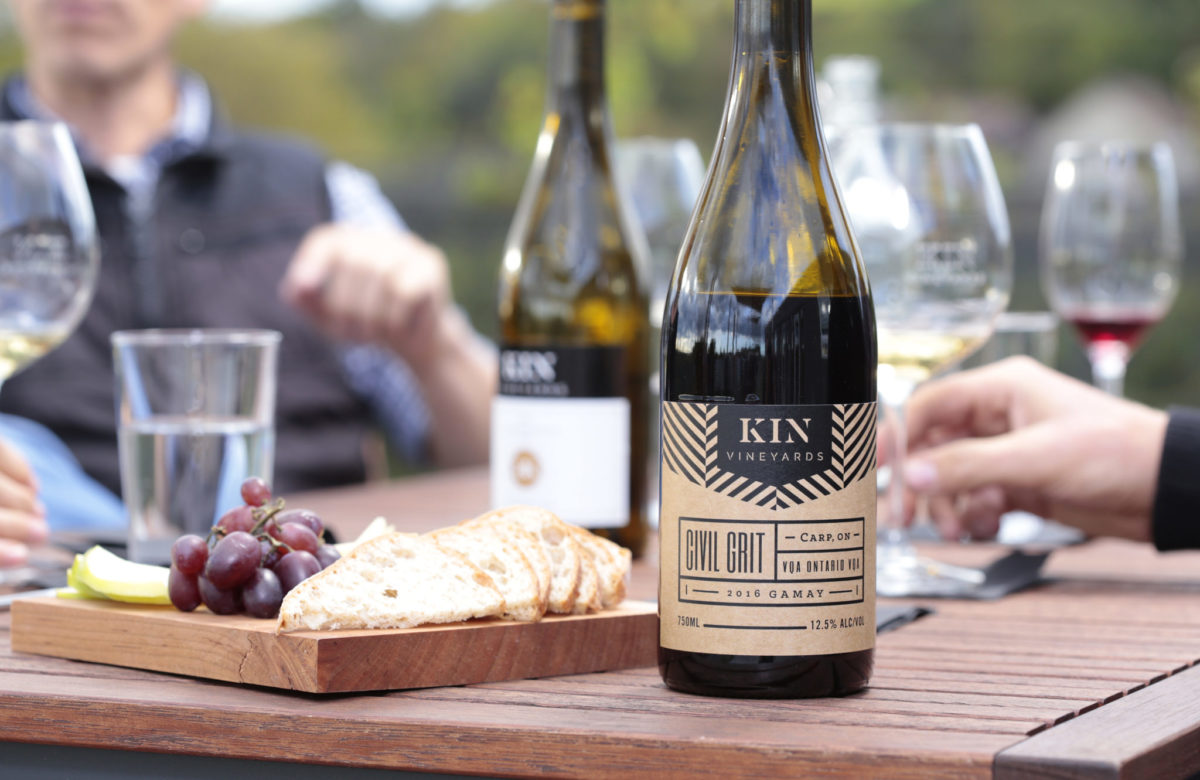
[{"x1": 877, "y1": 541, "x2": 985, "y2": 598}]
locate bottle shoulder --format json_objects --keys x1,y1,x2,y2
[
  {"x1": 501, "y1": 124, "x2": 647, "y2": 289},
  {"x1": 673, "y1": 126, "x2": 865, "y2": 298},
  {"x1": 499, "y1": 122, "x2": 648, "y2": 344}
]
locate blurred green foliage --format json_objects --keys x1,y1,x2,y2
[{"x1": 0, "y1": 0, "x2": 1197, "y2": 404}]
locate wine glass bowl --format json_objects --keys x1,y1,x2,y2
[
  {"x1": 0, "y1": 121, "x2": 99, "y2": 383},
  {"x1": 615, "y1": 137, "x2": 706, "y2": 331},
  {"x1": 830, "y1": 122, "x2": 1013, "y2": 597},
  {"x1": 835, "y1": 124, "x2": 1012, "y2": 394},
  {"x1": 1039, "y1": 140, "x2": 1182, "y2": 396}
]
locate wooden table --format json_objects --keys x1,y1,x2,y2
[{"x1": 3, "y1": 467, "x2": 1200, "y2": 778}]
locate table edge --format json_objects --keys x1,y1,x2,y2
[{"x1": 994, "y1": 662, "x2": 1200, "y2": 780}]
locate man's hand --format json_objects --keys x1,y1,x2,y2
[
  {"x1": 0, "y1": 438, "x2": 46, "y2": 566},
  {"x1": 280, "y1": 223, "x2": 496, "y2": 467},
  {"x1": 280, "y1": 224, "x2": 452, "y2": 371},
  {"x1": 902, "y1": 356, "x2": 1166, "y2": 542}
]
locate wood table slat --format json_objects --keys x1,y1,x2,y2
[
  {"x1": 0, "y1": 670, "x2": 1019, "y2": 779},
  {"x1": 878, "y1": 648, "x2": 1188, "y2": 677},
  {"x1": 995, "y1": 664, "x2": 1200, "y2": 779},
  {"x1": 436, "y1": 681, "x2": 1053, "y2": 732},
  {"x1": 867, "y1": 670, "x2": 1131, "y2": 702},
  {"x1": 881, "y1": 635, "x2": 1200, "y2": 664}
]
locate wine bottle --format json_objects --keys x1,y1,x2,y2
[
  {"x1": 658, "y1": 0, "x2": 877, "y2": 698},
  {"x1": 492, "y1": 0, "x2": 649, "y2": 556}
]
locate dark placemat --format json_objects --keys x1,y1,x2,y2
[
  {"x1": 877, "y1": 604, "x2": 933, "y2": 633},
  {"x1": 971, "y1": 549, "x2": 1051, "y2": 599},
  {"x1": 906, "y1": 549, "x2": 1050, "y2": 600}
]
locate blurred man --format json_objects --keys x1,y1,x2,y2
[{"x1": 0, "y1": 0, "x2": 496, "y2": 564}]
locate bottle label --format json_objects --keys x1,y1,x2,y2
[
  {"x1": 659, "y1": 401, "x2": 876, "y2": 656},
  {"x1": 491, "y1": 345, "x2": 630, "y2": 528}
]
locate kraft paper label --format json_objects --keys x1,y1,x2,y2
[{"x1": 659, "y1": 401, "x2": 877, "y2": 656}]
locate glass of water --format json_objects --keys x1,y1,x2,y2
[{"x1": 112, "y1": 329, "x2": 280, "y2": 563}]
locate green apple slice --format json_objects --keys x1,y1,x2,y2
[
  {"x1": 73, "y1": 546, "x2": 171, "y2": 605},
  {"x1": 66, "y1": 559, "x2": 106, "y2": 599}
]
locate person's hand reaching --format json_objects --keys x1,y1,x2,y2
[{"x1": 902, "y1": 356, "x2": 1167, "y2": 543}]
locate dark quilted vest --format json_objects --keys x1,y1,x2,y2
[{"x1": 0, "y1": 97, "x2": 372, "y2": 495}]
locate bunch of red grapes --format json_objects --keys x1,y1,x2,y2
[{"x1": 168, "y1": 477, "x2": 340, "y2": 618}]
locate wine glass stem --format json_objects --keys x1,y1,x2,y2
[
  {"x1": 877, "y1": 375, "x2": 916, "y2": 552},
  {"x1": 1088, "y1": 343, "x2": 1129, "y2": 397},
  {"x1": 882, "y1": 396, "x2": 909, "y2": 548}
]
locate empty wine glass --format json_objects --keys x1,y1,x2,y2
[
  {"x1": 616, "y1": 137, "x2": 705, "y2": 527},
  {"x1": 831, "y1": 122, "x2": 1013, "y2": 597},
  {"x1": 0, "y1": 121, "x2": 98, "y2": 388},
  {"x1": 615, "y1": 137, "x2": 706, "y2": 331},
  {"x1": 1039, "y1": 141, "x2": 1182, "y2": 396}
]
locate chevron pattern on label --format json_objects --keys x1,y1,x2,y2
[{"x1": 662, "y1": 401, "x2": 876, "y2": 510}]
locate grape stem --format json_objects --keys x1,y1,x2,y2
[
  {"x1": 248, "y1": 498, "x2": 287, "y2": 537},
  {"x1": 204, "y1": 498, "x2": 289, "y2": 552}
]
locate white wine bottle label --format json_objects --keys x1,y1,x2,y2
[
  {"x1": 491, "y1": 345, "x2": 630, "y2": 528},
  {"x1": 659, "y1": 401, "x2": 877, "y2": 656}
]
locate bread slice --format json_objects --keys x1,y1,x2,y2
[
  {"x1": 428, "y1": 524, "x2": 544, "y2": 622},
  {"x1": 276, "y1": 533, "x2": 505, "y2": 632},
  {"x1": 458, "y1": 515, "x2": 551, "y2": 612},
  {"x1": 568, "y1": 527, "x2": 630, "y2": 609},
  {"x1": 570, "y1": 550, "x2": 599, "y2": 614},
  {"x1": 465, "y1": 506, "x2": 581, "y2": 614}
]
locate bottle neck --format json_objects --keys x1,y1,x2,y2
[
  {"x1": 728, "y1": 0, "x2": 818, "y2": 120},
  {"x1": 545, "y1": 0, "x2": 608, "y2": 130}
]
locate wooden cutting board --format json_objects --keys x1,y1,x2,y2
[{"x1": 11, "y1": 597, "x2": 658, "y2": 693}]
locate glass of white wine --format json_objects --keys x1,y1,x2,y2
[
  {"x1": 0, "y1": 121, "x2": 98, "y2": 387},
  {"x1": 831, "y1": 122, "x2": 1013, "y2": 597}
]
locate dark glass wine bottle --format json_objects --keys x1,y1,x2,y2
[
  {"x1": 658, "y1": 0, "x2": 877, "y2": 698},
  {"x1": 492, "y1": 0, "x2": 649, "y2": 556}
]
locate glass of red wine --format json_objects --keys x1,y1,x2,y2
[{"x1": 1039, "y1": 141, "x2": 1183, "y2": 396}]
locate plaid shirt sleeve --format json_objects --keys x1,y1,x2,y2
[{"x1": 325, "y1": 161, "x2": 432, "y2": 465}]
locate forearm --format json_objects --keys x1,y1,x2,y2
[
  {"x1": 409, "y1": 308, "x2": 496, "y2": 468},
  {"x1": 1152, "y1": 407, "x2": 1200, "y2": 551}
]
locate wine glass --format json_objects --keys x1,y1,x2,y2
[
  {"x1": 0, "y1": 121, "x2": 99, "y2": 584},
  {"x1": 1039, "y1": 141, "x2": 1182, "y2": 396},
  {"x1": 830, "y1": 122, "x2": 1013, "y2": 597},
  {"x1": 615, "y1": 137, "x2": 705, "y2": 526},
  {"x1": 0, "y1": 121, "x2": 98, "y2": 388},
  {"x1": 615, "y1": 137, "x2": 706, "y2": 332}
]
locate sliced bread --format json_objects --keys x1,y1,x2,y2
[
  {"x1": 568, "y1": 527, "x2": 630, "y2": 609},
  {"x1": 276, "y1": 532, "x2": 505, "y2": 632},
  {"x1": 569, "y1": 535, "x2": 601, "y2": 614},
  {"x1": 460, "y1": 515, "x2": 551, "y2": 612},
  {"x1": 465, "y1": 506, "x2": 582, "y2": 614},
  {"x1": 428, "y1": 524, "x2": 544, "y2": 622}
]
